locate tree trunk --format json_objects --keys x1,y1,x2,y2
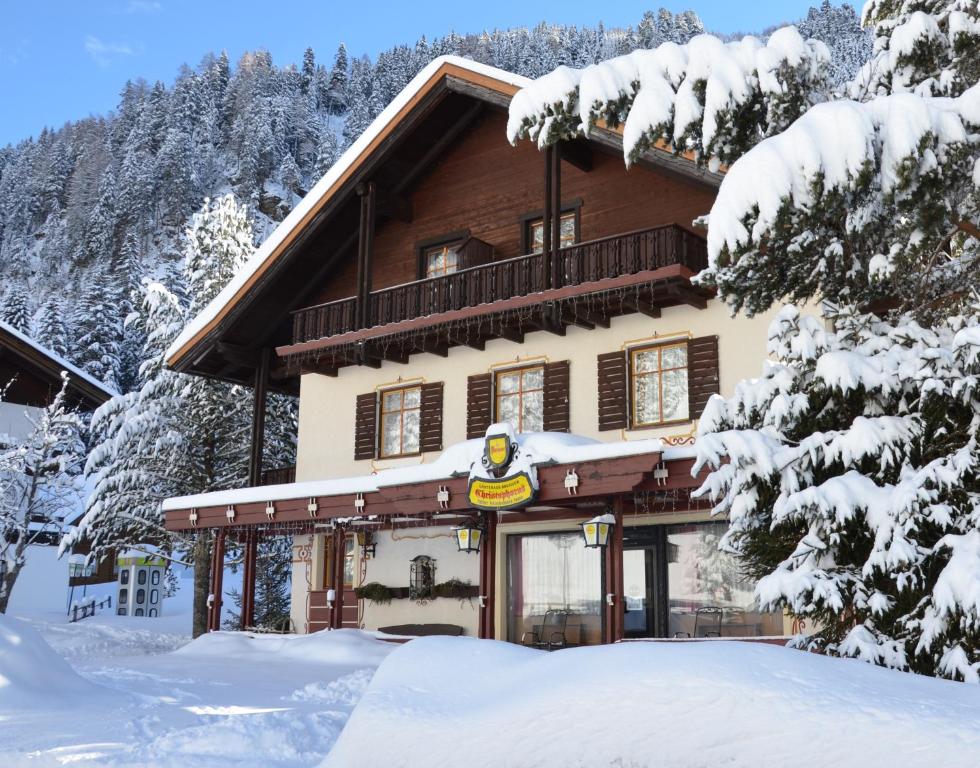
[{"x1": 192, "y1": 533, "x2": 211, "y2": 638}]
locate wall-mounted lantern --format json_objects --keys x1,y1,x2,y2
[
  {"x1": 357, "y1": 529, "x2": 377, "y2": 558},
  {"x1": 454, "y1": 521, "x2": 483, "y2": 554},
  {"x1": 580, "y1": 513, "x2": 615, "y2": 549}
]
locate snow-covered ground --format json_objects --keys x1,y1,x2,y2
[
  {"x1": 327, "y1": 637, "x2": 980, "y2": 768},
  {"x1": 0, "y1": 614, "x2": 394, "y2": 767},
  {"x1": 3, "y1": 614, "x2": 979, "y2": 768}
]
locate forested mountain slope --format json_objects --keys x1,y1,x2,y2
[{"x1": 0, "y1": 3, "x2": 869, "y2": 393}]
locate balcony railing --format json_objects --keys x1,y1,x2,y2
[
  {"x1": 260, "y1": 466, "x2": 297, "y2": 486},
  {"x1": 291, "y1": 224, "x2": 706, "y2": 345}
]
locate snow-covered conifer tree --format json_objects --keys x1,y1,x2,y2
[{"x1": 0, "y1": 285, "x2": 32, "y2": 334}]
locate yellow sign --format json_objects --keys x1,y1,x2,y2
[
  {"x1": 487, "y1": 436, "x2": 510, "y2": 467},
  {"x1": 468, "y1": 472, "x2": 537, "y2": 511}
]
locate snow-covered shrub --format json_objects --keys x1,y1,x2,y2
[{"x1": 694, "y1": 305, "x2": 980, "y2": 681}]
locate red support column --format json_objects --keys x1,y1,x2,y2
[
  {"x1": 604, "y1": 497, "x2": 625, "y2": 644},
  {"x1": 478, "y1": 512, "x2": 498, "y2": 639},
  {"x1": 241, "y1": 530, "x2": 258, "y2": 630},
  {"x1": 207, "y1": 529, "x2": 226, "y2": 632}
]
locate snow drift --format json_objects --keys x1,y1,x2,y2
[
  {"x1": 0, "y1": 614, "x2": 114, "y2": 709},
  {"x1": 324, "y1": 638, "x2": 980, "y2": 768},
  {"x1": 176, "y1": 627, "x2": 395, "y2": 668}
]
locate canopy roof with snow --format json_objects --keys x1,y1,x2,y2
[
  {"x1": 164, "y1": 55, "x2": 720, "y2": 389},
  {"x1": 0, "y1": 320, "x2": 117, "y2": 410}
]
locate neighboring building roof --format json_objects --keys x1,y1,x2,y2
[
  {"x1": 0, "y1": 320, "x2": 118, "y2": 410},
  {"x1": 164, "y1": 55, "x2": 723, "y2": 377}
]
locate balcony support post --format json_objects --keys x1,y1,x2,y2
[
  {"x1": 542, "y1": 147, "x2": 552, "y2": 287},
  {"x1": 355, "y1": 182, "x2": 377, "y2": 329},
  {"x1": 550, "y1": 141, "x2": 563, "y2": 289},
  {"x1": 248, "y1": 347, "x2": 270, "y2": 488},
  {"x1": 241, "y1": 529, "x2": 258, "y2": 630}
]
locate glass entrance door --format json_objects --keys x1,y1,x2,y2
[{"x1": 623, "y1": 549, "x2": 655, "y2": 637}]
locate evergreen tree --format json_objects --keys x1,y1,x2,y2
[
  {"x1": 326, "y1": 43, "x2": 350, "y2": 115},
  {"x1": 35, "y1": 297, "x2": 68, "y2": 358},
  {"x1": 0, "y1": 285, "x2": 32, "y2": 334}
]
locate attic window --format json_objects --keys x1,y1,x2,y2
[
  {"x1": 424, "y1": 242, "x2": 461, "y2": 277},
  {"x1": 528, "y1": 211, "x2": 577, "y2": 254}
]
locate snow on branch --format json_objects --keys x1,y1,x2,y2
[{"x1": 507, "y1": 27, "x2": 831, "y2": 169}]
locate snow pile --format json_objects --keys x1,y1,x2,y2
[
  {"x1": 176, "y1": 627, "x2": 395, "y2": 668},
  {"x1": 0, "y1": 613, "x2": 114, "y2": 709},
  {"x1": 325, "y1": 637, "x2": 980, "y2": 768},
  {"x1": 507, "y1": 28, "x2": 829, "y2": 168}
]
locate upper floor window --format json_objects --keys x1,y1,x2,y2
[
  {"x1": 529, "y1": 211, "x2": 577, "y2": 254},
  {"x1": 380, "y1": 385, "x2": 421, "y2": 457},
  {"x1": 424, "y1": 242, "x2": 461, "y2": 278},
  {"x1": 496, "y1": 365, "x2": 544, "y2": 433},
  {"x1": 631, "y1": 342, "x2": 689, "y2": 427}
]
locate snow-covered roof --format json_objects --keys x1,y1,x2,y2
[
  {"x1": 165, "y1": 56, "x2": 532, "y2": 370},
  {"x1": 0, "y1": 320, "x2": 118, "y2": 403},
  {"x1": 161, "y1": 431, "x2": 687, "y2": 511}
]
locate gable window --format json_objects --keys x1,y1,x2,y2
[
  {"x1": 379, "y1": 385, "x2": 422, "y2": 458},
  {"x1": 496, "y1": 365, "x2": 544, "y2": 433},
  {"x1": 528, "y1": 211, "x2": 577, "y2": 254},
  {"x1": 631, "y1": 342, "x2": 690, "y2": 427},
  {"x1": 424, "y1": 242, "x2": 461, "y2": 278}
]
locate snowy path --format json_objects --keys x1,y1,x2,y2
[{"x1": 1, "y1": 615, "x2": 392, "y2": 767}]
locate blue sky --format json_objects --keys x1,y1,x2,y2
[{"x1": 0, "y1": 0, "x2": 825, "y2": 146}]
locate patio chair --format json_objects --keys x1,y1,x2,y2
[
  {"x1": 693, "y1": 606, "x2": 723, "y2": 638},
  {"x1": 522, "y1": 610, "x2": 570, "y2": 650}
]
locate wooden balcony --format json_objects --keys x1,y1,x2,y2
[
  {"x1": 260, "y1": 465, "x2": 297, "y2": 486},
  {"x1": 291, "y1": 225, "x2": 707, "y2": 346}
]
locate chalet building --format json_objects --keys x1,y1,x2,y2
[
  {"x1": 162, "y1": 57, "x2": 793, "y2": 645},
  {"x1": 0, "y1": 321, "x2": 118, "y2": 612}
]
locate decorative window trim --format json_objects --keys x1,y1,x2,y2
[
  {"x1": 629, "y1": 340, "x2": 692, "y2": 430},
  {"x1": 415, "y1": 230, "x2": 470, "y2": 279},
  {"x1": 378, "y1": 384, "x2": 423, "y2": 459}
]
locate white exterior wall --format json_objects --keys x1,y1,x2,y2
[
  {"x1": 359, "y1": 528, "x2": 480, "y2": 635},
  {"x1": 290, "y1": 299, "x2": 788, "y2": 634},
  {"x1": 0, "y1": 401, "x2": 41, "y2": 441}
]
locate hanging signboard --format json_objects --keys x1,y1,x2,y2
[
  {"x1": 468, "y1": 472, "x2": 537, "y2": 510},
  {"x1": 468, "y1": 431, "x2": 538, "y2": 510}
]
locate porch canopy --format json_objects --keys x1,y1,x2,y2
[
  {"x1": 163, "y1": 431, "x2": 708, "y2": 637},
  {"x1": 162, "y1": 433, "x2": 703, "y2": 532}
]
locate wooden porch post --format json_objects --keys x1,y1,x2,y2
[
  {"x1": 355, "y1": 182, "x2": 377, "y2": 329},
  {"x1": 207, "y1": 529, "x2": 226, "y2": 632},
  {"x1": 478, "y1": 511, "x2": 498, "y2": 639},
  {"x1": 240, "y1": 530, "x2": 258, "y2": 630},
  {"x1": 604, "y1": 496, "x2": 625, "y2": 643},
  {"x1": 550, "y1": 141, "x2": 563, "y2": 289},
  {"x1": 331, "y1": 530, "x2": 346, "y2": 629},
  {"x1": 542, "y1": 147, "x2": 552, "y2": 287}
]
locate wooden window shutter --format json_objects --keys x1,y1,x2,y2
[
  {"x1": 466, "y1": 373, "x2": 493, "y2": 439},
  {"x1": 354, "y1": 392, "x2": 378, "y2": 461},
  {"x1": 597, "y1": 351, "x2": 628, "y2": 431},
  {"x1": 419, "y1": 382, "x2": 444, "y2": 453},
  {"x1": 688, "y1": 335, "x2": 720, "y2": 419},
  {"x1": 543, "y1": 360, "x2": 570, "y2": 433}
]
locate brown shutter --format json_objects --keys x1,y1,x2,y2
[
  {"x1": 597, "y1": 351, "x2": 628, "y2": 431},
  {"x1": 688, "y1": 335, "x2": 720, "y2": 419},
  {"x1": 543, "y1": 360, "x2": 570, "y2": 433},
  {"x1": 354, "y1": 392, "x2": 378, "y2": 461},
  {"x1": 466, "y1": 373, "x2": 493, "y2": 439},
  {"x1": 419, "y1": 382, "x2": 444, "y2": 453}
]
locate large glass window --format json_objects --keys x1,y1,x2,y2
[
  {"x1": 666, "y1": 522, "x2": 784, "y2": 638},
  {"x1": 379, "y1": 386, "x2": 421, "y2": 458},
  {"x1": 529, "y1": 211, "x2": 576, "y2": 254},
  {"x1": 506, "y1": 531, "x2": 603, "y2": 647},
  {"x1": 343, "y1": 535, "x2": 356, "y2": 588},
  {"x1": 496, "y1": 366, "x2": 544, "y2": 433},
  {"x1": 424, "y1": 242, "x2": 461, "y2": 277},
  {"x1": 631, "y1": 342, "x2": 689, "y2": 427}
]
